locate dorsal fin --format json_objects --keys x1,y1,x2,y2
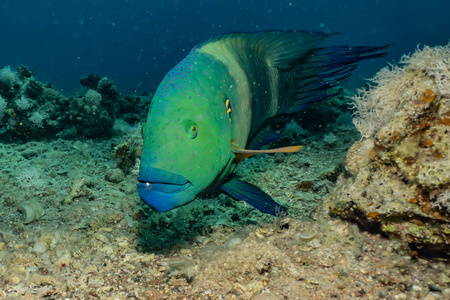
[
  {"x1": 197, "y1": 30, "x2": 332, "y2": 69},
  {"x1": 196, "y1": 31, "x2": 390, "y2": 120}
]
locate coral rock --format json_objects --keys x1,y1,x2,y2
[{"x1": 325, "y1": 44, "x2": 450, "y2": 257}]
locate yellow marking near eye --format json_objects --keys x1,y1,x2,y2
[{"x1": 225, "y1": 99, "x2": 231, "y2": 115}]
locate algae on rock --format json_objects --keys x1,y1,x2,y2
[{"x1": 324, "y1": 44, "x2": 450, "y2": 257}]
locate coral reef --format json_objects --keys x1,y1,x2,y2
[
  {"x1": 325, "y1": 44, "x2": 450, "y2": 256},
  {"x1": 0, "y1": 67, "x2": 152, "y2": 140},
  {"x1": 0, "y1": 66, "x2": 18, "y2": 89}
]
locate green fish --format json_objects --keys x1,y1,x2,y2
[{"x1": 138, "y1": 31, "x2": 388, "y2": 215}]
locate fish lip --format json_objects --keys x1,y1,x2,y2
[
  {"x1": 138, "y1": 167, "x2": 190, "y2": 185},
  {"x1": 137, "y1": 180, "x2": 192, "y2": 194}
]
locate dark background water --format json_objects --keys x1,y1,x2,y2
[{"x1": 0, "y1": 0, "x2": 448, "y2": 94}]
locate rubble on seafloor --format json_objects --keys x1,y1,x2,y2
[
  {"x1": 0, "y1": 45, "x2": 449, "y2": 299},
  {"x1": 324, "y1": 44, "x2": 450, "y2": 257}
]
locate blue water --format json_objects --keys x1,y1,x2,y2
[{"x1": 1, "y1": 0, "x2": 448, "y2": 94}]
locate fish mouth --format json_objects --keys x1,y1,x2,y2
[
  {"x1": 138, "y1": 167, "x2": 192, "y2": 194},
  {"x1": 137, "y1": 181, "x2": 192, "y2": 194},
  {"x1": 138, "y1": 179, "x2": 193, "y2": 212},
  {"x1": 138, "y1": 167, "x2": 193, "y2": 212}
]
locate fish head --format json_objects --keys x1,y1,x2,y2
[{"x1": 138, "y1": 56, "x2": 233, "y2": 212}]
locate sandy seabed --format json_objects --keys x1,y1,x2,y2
[{"x1": 0, "y1": 130, "x2": 449, "y2": 300}]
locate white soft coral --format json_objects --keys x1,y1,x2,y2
[
  {"x1": 432, "y1": 190, "x2": 450, "y2": 212},
  {"x1": 0, "y1": 65, "x2": 18, "y2": 88},
  {"x1": 351, "y1": 43, "x2": 450, "y2": 138},
  {"x1": 401, "y1": 44, "x2": 450, "y2": 97}
]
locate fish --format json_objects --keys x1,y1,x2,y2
[{"x1": 138, "y1": 31, "x2": 389, "y2": 216}]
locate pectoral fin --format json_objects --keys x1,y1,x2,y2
[
  {"x1": 220, "y1": 177, "x2": 287, "y2": 216},
  {"x1": 231, "y1": 143, "x2": 302, "y2": 163}
]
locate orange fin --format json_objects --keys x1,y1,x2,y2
[{"x1": 232, "y1": 144, "x2": 303, "y2": 163}]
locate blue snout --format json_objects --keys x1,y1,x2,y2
[{"x1": 138, "y1": 167, "x2": 192, "y2": 211}]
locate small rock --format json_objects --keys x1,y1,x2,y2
[
  {"x1": 10, "y1": 276, "x2": 21, "y2": 285},
  {"x1": 428, "y1": 284, "x2": 442, "y2": 292},
  {"x1": 255, "y1": 232, "x2": 265, "y2": 239},
  {"x1": 29, "y1": 273, "x2": 57, "y2": 286},
  {"x1": 440, "y1": 273, "x2": 450, "y2": 284},
  {"x1": 94, "y1": 233, "x2": 109, "y2": 244},
  {"x1": 251, "y1": 293, "x2": 283, "y2": 300},
  {"x1": 227, "y1": 237, "x2": 242, "y2": 248},
  {"x1": 32, "y1": 242, "x2": 47, "y2": 254},
  {"x1": 57, "y1": 253, "x2": 71, "y2": 266},
  {"x1": 442, "y1": 288, "x2": 450, "y2": 298},
  {"x1": 423, "y1": 293, "x2": 437, "y2": 300},
  {"x1": 102, "y1": 246, "x2": 114, "y2": 255},
  {"x1": 118, "y1": 241, "x2": 129, "y2": 247},
  {"x1": 105, "y1": 168, "x2": 124, "y2": 183},
  {"x1": 306, "y1": 238, "x2": 321, "y2": 248}
]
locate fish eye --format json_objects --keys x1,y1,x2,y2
[{"x1": 184, "y1": 120, "x2": 198, "y2": 139}]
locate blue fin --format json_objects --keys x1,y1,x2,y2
[
  {"x1": 286, "y1": 43, "x2": 392, "y2": 113},
  {"x1": 247, "y1": 126, "x2": 282, "y2": 150},
  {"x1": 220, "y1": 177, "x2": 287, "y2": 216}
]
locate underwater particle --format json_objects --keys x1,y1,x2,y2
[{"x1": 17, "y1": 199, "x2": 45, "y2": 224}]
